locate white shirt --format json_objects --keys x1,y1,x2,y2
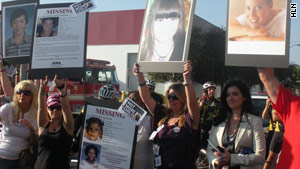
[
  {"x1": 0, "y1": 103, "x2": 37, "y2": 159},
  {"x1": 79, "y1": 160, "x2": 99, "y2": 169},
  {"x1": 133, "y1": 115, "x2": 154, "y2": 169}
]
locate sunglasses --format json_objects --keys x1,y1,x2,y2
[
  {"x1": 16, "y1": 90, "x2": 31, "y2": 96},
  {"x1": 48, "y1": 105, "x2": 62, "y2": 111},
  {"x1": 168, "y1": 93, "x2": 179, "y2": 100}
]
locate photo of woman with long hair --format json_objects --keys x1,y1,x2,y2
[{"x1": 139, "y1": 0, "x2": 186, "y2": 62}]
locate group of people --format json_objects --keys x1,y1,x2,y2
[
  {"x1": 0, "y1": 59, "x2": 74, "y2": 169},
  {"x1": 0, "y1": 60, "x2": 299, "y2": 169},
  {"x1": 129, "y1": 61, "x2": 298, "y2": 169}
]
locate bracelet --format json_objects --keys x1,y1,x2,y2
[
  {"x1": 59, "y1": 93, "x2": 67, "y2": 98},
  {"x1": 138, "y1": 82, "x2": 146, "y2": 87},
  {"x1": 57, "y1": 84, "x2": 65, "y2": 90},
  {"x1": 0, "y1": 69, "x2": 6, "y2": 72}
]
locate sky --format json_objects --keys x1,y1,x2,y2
[{"x1": 1, "y1": 0, "x2": 300, "y2": 65}]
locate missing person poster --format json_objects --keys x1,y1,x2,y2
[
  {"x1": 118, "y1": 97, "x2": 148, "y2": 125},
  {"x1": 79, "y1": 99, "x2": 137, "y2": 169},
  {"x1": 1, "y1": 0, "x2": 38, "y2": 65},
  {"x1": 225, "y1": 0, "x2": 290, "y2": 68},
  {"x1": 30, "y1": 3, "x2": 88, "y2": 79},
  {"x1": 137, "y1": 0, "x2": 196, "y2": 73}
]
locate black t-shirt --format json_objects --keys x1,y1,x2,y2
[{"x1": 34, "y1": 123, "x2": 72, "y2": 169}]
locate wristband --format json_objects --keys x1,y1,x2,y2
[
  {"x1": 138, "y1": 82, "x2": 146, "y2": 87},
  {"x1": 0, "y1": 69, "x2": 6, "y2": 72},
  {"x1": 57, "y1": 84, "x2": 65, "y2": 90},
  {"x1": 59, "y1": 93, "x2": 67, "y2": 98}
]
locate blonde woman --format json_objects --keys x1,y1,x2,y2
[
  {"x1": 0, "y1": 80, "x2": 38, "y2": 169},
  {"x1": 132, "y1": 61, "x2": 199, "y2": 169}
]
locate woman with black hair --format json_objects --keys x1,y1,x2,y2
[
  {"x1": 80, "y1": 144, "x2": 99, "y2": 169},
  {"x1": 206, "y1": 80, "x2": 266, "y2": 169}
]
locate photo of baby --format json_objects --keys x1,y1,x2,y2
[{"x1": 84, "y1": 117, "x2": 104, "y2": 144}]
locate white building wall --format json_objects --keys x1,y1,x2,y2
[{"x1": 87, "y1": 44, "x2": 139, "y2": 91}]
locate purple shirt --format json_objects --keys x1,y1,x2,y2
[{"x1": 153, "y1": 104, "x2": 198, "y2": 169}]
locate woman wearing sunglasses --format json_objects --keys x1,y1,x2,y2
[
  {"x1": 34, "y1": 75, "x2": 74, "y2": 169},
  {"x1": 132, "y1": 61, "x2": 199, "y2": 169},
  {"x1": 0, "y1": 79, "x2": 38, "y2": 169}
]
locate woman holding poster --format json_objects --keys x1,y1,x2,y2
[
  {"x1": 229, "y1": 0, "x2": 286, "y2": 41},
  {"x1": 133, "y1": 61, "x2": 199, "y2": 169},
  {"x1": 34, "y1": 75, "x2": 74, "y2": 169},
  {"x1": 139, "y1": 0, "x2": 186, "y2": 62}
]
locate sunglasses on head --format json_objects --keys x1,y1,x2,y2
[
  {"x1": 48, "y1": 105, "x2": 62, "y2": 111},
  {"x1": 16, "y1": 89, "x2": 31, "y2": 96},
  {"x1": 168, "y1": 93, "x2": 178, "y2": 100}
]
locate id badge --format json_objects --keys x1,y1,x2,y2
[
  {"x1": 154, "y1": 156, "x2": 162, "y2": 167},
  {"x1": 157, "y1": 124, "x2": 164, "y2": 132},
  {"x1": 153, "y1": 144, "x2": 160, "y2": 156}
]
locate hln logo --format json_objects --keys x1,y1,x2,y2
[{"x1": 290, "y1": 3, "x2": 297, "y2": 18}]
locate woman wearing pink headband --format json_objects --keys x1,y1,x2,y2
[{"x1": 34, "y1": 75, "x2": 74, "y2": 169}]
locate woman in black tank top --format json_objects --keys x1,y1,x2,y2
[{"x1": 34, "y1": 75, "x2": 74, "y2": 169}]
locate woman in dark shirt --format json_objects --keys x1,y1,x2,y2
[
  {"x1": 34, "y1": 75, "x2": 74, "y2": 169},
  {"x1": 132, "y1": 61, "x2": 199, "y2": 169}
]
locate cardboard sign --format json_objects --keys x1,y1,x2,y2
[
  {"x1": 118, "y1": 97, "x2": 147, "y2": 125},
  {"x1": 70, "y1": 0, "x2": 96, "y2": 14}
]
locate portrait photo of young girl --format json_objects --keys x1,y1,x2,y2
[
  {"x1": 83, "y1": 117, "x2": 104, "y2": 144},
  {"x1": 139, "y1": 0, "x2": 197, "y2": 63}
]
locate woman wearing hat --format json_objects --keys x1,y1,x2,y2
[{"x1": 34, "y1": 75, "x2": 74, "y2": 169}]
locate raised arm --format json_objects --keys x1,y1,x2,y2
[
  {"x1": 54, "y1": 75, "x2": 74, "y2": 136},
  {"x1": 132, "y1": 63, "x2": 156, "y2": 115},
  {"x1": 262, "y1": 98, "x2": 271, "y2": 119},
  {"x1": 0, "y1": 60, "x2": 13, "y2": 98},
  {"x1": 258, "y1": 68, "x2": 280, "y2": 104},
  {"x1": 38, "y1": 76, "x2": 50, "y2": 135},
  {"x1": 183, "y1": 61, "x2": 199, "y2": 130}
]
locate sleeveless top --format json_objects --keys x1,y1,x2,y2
[
  {"x1": 34, "y1": 122, "x2": 72, "y2": 169},
  {"x1": 153, "y1": 104, "x2": 198, "y2": 169}
]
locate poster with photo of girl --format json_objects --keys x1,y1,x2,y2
[
  {"x1": 79, "y1": 142, "x2": 101, "y2": 169},
  {"x1": 137, "y1": 0, "x2": 196, "y2": 73}
]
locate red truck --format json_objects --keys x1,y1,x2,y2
[{"x1": 47, "y1": 59, "x2": 119, "y2": 114}]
